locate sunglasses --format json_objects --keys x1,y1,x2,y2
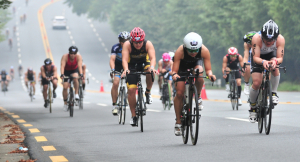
[
  {"x1": 186, "y1": 48, "x2": 199, "y2": 53},
  {"x1": 263, "y1": 38, "x2": 275, "y2": 43},
  {"x1": 230, "y1": 55, "x2": 237, "y2": 57},
  {"x1": 69, "y1": 53, "x2": 77, "y2": 55},
  {"x1": 133, "y1": 41, "x2": 143, "y2": 45}
]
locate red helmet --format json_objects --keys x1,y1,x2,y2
[
  {"x1": 130, "y1": 27, "x2": 145, "y2": 42},
  {"x1": 228, "y1": 47, "x2": 238, "y2": 55}
]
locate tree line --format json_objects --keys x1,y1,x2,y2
[{"x1": 65, "y1": 0, "x2": 300, "y2": 82}]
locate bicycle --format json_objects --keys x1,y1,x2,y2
[
  {"x1": 28, "y1": 81, "x2": 35, "y2": 102},
  {"x1": 224, "y1": 69, "x2": 241, "y2": 110},
  {"x1": 64, "y1": 76, "x2": 80, "y2": 117},
  {"x1": 126, "y1": 70, "x2": 154, "y2": 132},
  {"x1": 112, "y1": 71, "x2": 127, "y2": 125},
  {"x1": 160, "y1": 71, "x2": 172, "y2": 110},
  {"x1": 254, "y1": 65, "x2": 286, "y2": 135},
  {"x1": 242, "y1": 62, "x2": 251, "y2": 103},
  {"x1": 1, "y1": 81, "x2": 8, "y2": 96},
  {"x1": 46, "y1": 78, "x2": 53, "y2": 113},
  {"x1": 177, "y1": 69, "x2": 213, "y2": 145}
]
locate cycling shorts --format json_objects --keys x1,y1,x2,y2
[
  {"x1": 113, "y1": 62, "x2": 123, "y2": 79},
  {"x1": 252, "y1": 51, "x2": 276, "y2": 73},
  {"x1": 64, "y1": 68, "x2": 79, "y2": 82},
  {"x1": 177, "y1": 59, "x2": 202, "y2": 82},
  {"x1": 126, "y1": 62, "x2": 150, "y2": 89},
  {"x1": 42, "y1": 77, "x2": 58, "y2": 85},
  {"x1": 227, "y1": 69, "x2": 241, "y2": 79}
]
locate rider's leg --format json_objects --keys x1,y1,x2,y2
[
  {"x1": 168, "y1": 80, "x2": 173, "y2": 100},
  {"x1": 249, "y1": 73, "x2": 263, "y2": 104},
  {"x1": 43, "y1": 84, "x2": 48, "y2": 100},
  {"x1": 194, "y1": 65, "x2": 204, "y2": 96},
  {"x1": 72, "y1": 73, "x2": 79, "y2": 94},
  {"x1": 158, "y1": 75, "x2": 162, "y2": 92},
  {"x1": 25, "y1": 78, "x2": 28, "y2": 89},
  {"x1": 111, "y1": 76, "x2": 120, "y2": 104},
  {"x1": 174, "y1": 81, "x2": 185, "y2": 124},
  {"x1": 145, "y1": 73, "x2": 154, "y2": 93},
  {"x1": 271, "y1": 66, "x2": 280, "y2": 93},
  {"x1": 32, "y1": 83, "x2": 36, "y2": 95},
  {"x1": 52, "y1": 79, "x2": 58, "y2": 92},
  {"x1": 236, "y1": 78, "x2": 242, "y2": 98},
  {"x1": 128, "y1": 87, "x2": 137, "y2": 117},
  {"x1": 82, "y1": 79, "x2": 86, "y2": 90},
  {"x1": 244, "y1": 65, "x2": 251, "y2": 83}
]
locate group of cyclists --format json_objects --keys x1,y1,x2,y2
[{"x1": 108, "y1": 19, "x2": 285, "y2": 135}]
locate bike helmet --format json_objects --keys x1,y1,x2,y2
[
  {"x1": 44, "y1": 58, "x2": 52, "y2": 65},
  {"x1": 69, "y1": 46, "x2": 78, "y2": 54},
  {"x1": 162, "y1": 53, "x2": 171, "y2": 62},
  {"x1": 118, "y1": 31, "x2": 131, "y2": 42},
  {"x1": 168, "y1": 51, "x2": 175, "y2": 58},
  {"x1": 130, "y1": 27, "x2": 145, "y2": 42},
  {"x1": 10, "y1": 66, "x2": 14, "y2": 69},
  {"x1": 228, "y1": 47, "x2": 238, "y2": 55},
  {"x1": 183, "y1": 32, "x2": 202, "y2": 52},
  {"x1": 28, "y1": 67, "x2": 33, "y2": 71},
  {"x1": 243, "y1": 31, "x2": 257, "y2": 44},
  {"x1": 261, "y1": 19, "x2": 279, "y2": 41}
]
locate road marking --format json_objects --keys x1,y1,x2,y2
[
  {"x1": 104, "y1": 48, "x2": 108, "y2": 52},
  {"x1": 49, "y1": 156, "x2": 68, "y2": 162},
  {"x1": 35, "y1": 136, "x2": 47, "y2": 142},
  {"x1": 70, "y1": 36, "x2": 73, "y2": 40},
  {"x1": 42, "y1": 146, "x2": 56, "y2": 151},
  {"x1": 12, "y1": 115, "x2": 20, "y2": 118},
  {"x1": 23, "y1": 124, "x2": 33, "y2": 127},
  {"x1": 88, "y1": 19, "x2": 91, "y2": 23},
  {"x1": 101, "y1": 42, "x2": 105, "y2": 47},
  {"x1": 147, "y1": 109, "x2": 161, "y2": 112},
  {"x1": 97, "y1": 103, "x2": 107, "y2": 106},
  {"x1": 19, "y1": 60, "x2": 22, "y2": 64},
  {"x1": 225, "y1": 117, "x2": 249, "y2": 122},
  {"x1": 7, "y1": 112, "x2": 14, "y2": 115},
  {"x1": 96, "y1": 33, "x2": 99, "y2": 36},
  {"x1": 93, "y1": 28, "x2": 96, "y2": 32},
  {"x1": 17, "y1": 119, "x2": 26, "y2": 123},
  {"x1": 86, "y1": 69, "x2": 89, "y2": 72},
  {"x1": 18, "y1": 54, "x2": 21, "y2": 58},
  {"x1": 90, "y1": 24, "x2": 94, "y2": 28},
  {"x1": 98, "y1": 37, "x2": 102, "y2": 41},
  {"x1": 72, "y1": 40, "x2": 75, "y2": 45},
  {"x1": 18, "y1": 48, "x2": 21, "y2": 52},
  {"x1": 29, "y1": 128, "x2": 40, "y2": 133},
  {"x1": 92, "y1": 77, "x2": 95, "y2": 80}
]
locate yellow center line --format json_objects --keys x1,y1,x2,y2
[
  {"x1": 17, "y1": 119, "x2": 26, "y2": 123},
  {"x1": 49, "y1": 156, "x2": 68, "y2": 162},
  {"x1": 35, "y1": 136, "x2": 48, "y2": 142},
  {"x1": 42, "y1": 146, "x2": 56, "y2": 151},
  {"x1": 12, "y1": 115, "x2": 20, "y2": 118},
  {"x1": 23, "y1": 124, "x2": 33, "y2": 127},
  {"x1": 29, "y1": 128, "x2": 40, "y2": 133}
]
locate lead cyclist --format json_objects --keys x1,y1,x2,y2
[{"x1": 248, "y1": 20, "x2": 285, "y2": 123}]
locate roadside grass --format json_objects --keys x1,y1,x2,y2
[{"x1": 278, "y1": 81, "x2": 300, "y2": 91}]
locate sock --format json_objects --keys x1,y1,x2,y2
[
  {"x1": 245, "y1": 82, "x2": 249, "y2": 86},
  {"x1": 238, "y1": 86, "x2": 241, "y2": 98},
  {"x1": 112, "y1": 103, "x2": 117, "y2": 106},
  {"x1": 83, "y1": 83, "x2": 85, "y2": 90},
  {"x1": 271, "y1": 74, "x2": 280, "y2": 93},
  {"x1": 249, "y1": 86, "x2": 259, "y2": 104},
  {"x1": 146, "y1": 88, "x2": 150, "y2": 93}
]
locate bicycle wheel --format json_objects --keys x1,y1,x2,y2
[
  {"x1": 118, "y1": 89, "x2": 123, "y2": 124},
  {"x1": 79, "y1": 86, "x2": 83, "y2": 109},
  {"x1": 162, "y1": 84, "x2": 167, "y2": 110},
  {"x1": 138, "y1": 89, "x2": 143, "y2": 132},
  {"x1": 69, "y1": 88, "x2": 74, "y2": 117},
  {"x1": 181, "y1": 98, "x2": 189, "y2": 144},
  {"x1": 122, "y1": 87, "x2": 126, "y2": 125},
  {"x1": 234, "y1": 81, "x2": 239, "y2": 111},
  {"x1": 190, "y1": 85, "x2": 199, "y2": 145},
  {"x1": 230, "y1": 81, "x2": 236, "y2": 110},
  {"x1": 257, "y1": 88, "x2": 263, "y2": 134},
  {"x1": 163, "y1": 84, "x2": 169, "y2": 110},
  {"x1": 264, "y1": 80, "x2": 273, "y2": 135},
  {"x1": 48, "y1": 86, "x2": 52, "y2": 113},
  {"x1": 168, "y1": 83, "x2": 172, "y2": 110}
]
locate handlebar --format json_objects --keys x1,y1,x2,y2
[
  {"x1": 176, "y1": 68, "x2": 214, "y2": 86},
  {"x1": 126, "y1": 70, "x2": 154, "y2": 82}
]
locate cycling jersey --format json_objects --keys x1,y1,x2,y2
[
  {"x1": 159, "y1": 59, "x2": 171, "y2": 71},
  {"x1": 128, "y1": 40, "x2": 150, "y2": 64},
  {"x1": 65, "y1": 55, "x2": 78, "y2": 71},
  {"x1": 43, "y1": 65, "x2": 54, "y2": 77},
  {"x1": 111, "y1": 43, "x2": 122, "y2": 64},
  {"x1": 27, "y1": 71, "x2": 34, "y2": 80},
  {"x1": 1, "y1": 72, "x2": 7, "y2": 81},
  {"x1": 226, "y1": 54, "x2": 240, "y2": 70},
  {"x1": 258, "y1": 33, "x2": 277, "y2": 54}
]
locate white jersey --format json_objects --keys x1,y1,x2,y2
[{"x1": 259, "y1": 33, "x2": 277, "y2": 54}]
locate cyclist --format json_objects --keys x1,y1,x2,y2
[
  {"x1": 172, "y1": 32, "x2": 216, "y2": 136},
  {"x1": 243, "y1": 31, "x2": 257, "y2": 95},
  {"x1": 248, "y1": 19, "x2": 285, "y2": 123},
  {"x1": 18, "y1": 65, "x2": 23, "y2": 77},
  {"x1": 110, "y1": 31, "x2": 131, "y2": 115},
  {"x1": 41, "y1": 58, "x2": 58, "y2": 108},
  {"x1": 82, "y1": 62, "x2": 86, "y2": 93},
  {"x1": 158, "y1": 52, "x2": 173, "y2": 104},
  {"x1": 6, "y1": 28, "x2": 9, "y2": 39},
  {"x1": 8, "y1": 38, "x2": 12, "y2": 50},
  {"x1": 24, "y1": 67, "x2": 36, "y2": 99},
  {"x1": 38, "y1": 72, "x2": 43, "y2": 92},
  {"x1": 1, "y1": 69, "x2": 10, "y2": 91},
  {"x1": 222, "y1": 47, "x2": 243, "y2": 105},
  {"x1": 122, "y1": 27, "x2": 157, "y2": 126},
  {"x1": 10, "y1": 66, "x2": 14, "y2": 82},
  {"x1": 60, "y1": 46, "x2": 83, "y2": 111}
]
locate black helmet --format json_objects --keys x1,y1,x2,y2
[
  {"x1": 69, "y1": 46, "x2": 78, "y2": 54},
  {"x1": 261, "y1": 19, "x2": 279, "y2": 41},
  {"x1": 243, "y1": 31, "x2": 257, "y2": 44},
  {"x1": 44, "y1": 58, "x2": 52, "y2": 65}
]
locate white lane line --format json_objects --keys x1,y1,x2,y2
[
  {"x1": 96, "y1": 80, "x2": 99, "y2": 83},
  {"x1": 101, "y1": 42, "x2": 105, "y2": 47},
  {"x1": 72, "y1": 41, "x2": 75, "y2": 45},
  {"x1": 96, "y1": 33, "x2": 99, "y2": 37},
  {"x1": 98, "y1": 37, "x2": 102, "y2": 41},
  {"x1": 147, "y1": 109, "x2": 161, "y2": 112},
  {"x1": 17, "y1": 43, "x2": 20, "y2": 47},
  {"x1": 19, "y1": 60, "x2": 22, "y2": 64},
  {"x1": 18, "y1": 48, "x2": 21, "y2": 52},
  {"x1": 68, "y1": 31, "x2": 71, "y2": 35},
  {"x1": 88, "y1": 73, "x2": 92, "y2": 76},
  {"x1": 225, "y1": 117, "x2": 249, "y2": 122},
  {"x1": 16, "y1": 32, "x2": 19, "y2": 36},
  {"x1": 97, "y1": 103, "x2": 107, "y2": 106},
  {"x1": 86, "y1": 69, "x2": 89, "y2": 72},
  {"x1": 66, "y1": 26, "x2": 69, "y2": 30},
  {"x1": 108, "y1": 54, "x2": 110, "y2": 58},
  {"x1": 70, "y1": 36, "x2": 73, "y2": 40},
  {"x1": 93, "y1": 28, "x2": 96, "y2": 32},
  {"x1": 104, "y1": 48, "x2": 108, "y2": 52},
  {"x1": 88, "y1": 19, "x2": 91, "y2": 23},
  {"x1": 92, "y1": 77, "x2": 95, "y2": 80},
  {"x1": 90, "y1": 24, "x2": 94, "y2": 28},
  {"x1": 17, "y1": 37, "x2": 20, "y2": 41},
  {"x1": 18, "y1": 54, "x2": 21, "y2": 58}
]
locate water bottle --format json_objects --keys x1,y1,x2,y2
[{"x1": 185, "y1": 81, "x2": 189, "y2": 104}]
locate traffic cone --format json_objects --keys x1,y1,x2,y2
[
  {"x1": 201, "y1": 84, "x2": 208, "y2": 100},
  {"x1": 100, "y1": 80, "x2": 104, "y2": 92}
]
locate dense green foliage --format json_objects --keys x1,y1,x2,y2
[
  {"x1": 65, "y1": 0, "x2": 300, "y2": 82},
  {"x1": 0, "y1": 1, "x2": 11, "y2": 42},
  {"x1": 0, "y1": 0, "x2": 11, "y2": 9}
]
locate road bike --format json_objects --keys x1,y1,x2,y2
[
  {"x1": 178, "y1": 69, "x2": 213, "y2": 145},
  {"x1": 28, "y1": 81, "x2": 35, "y2": 102},
  {"x1": 45, "y1": 78, "x2": 53, "y2": 113},
  {"x1": 127, "y1": 70, "x2": 154, "y2": 132},
  {"x1": 112, "y1": 71, "x2": 127, "y2": 125},
  {"x1": 1, "y1": 81, "x2": 8, "y2": 96},
  {"x1": 255, "y1": 65, "x2": 286, "y2": 135},
  {"x1": 224, "y1": 69, "x2": 241, "y2": 110},
  {"x1": 64, "y1": 76, "x2": 80, "y2": 117},
  {"x1": 160, "y1": 71, "x2": 172, "y2": 110}
]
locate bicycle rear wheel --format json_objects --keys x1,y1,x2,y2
[
  {"x1": 257, "y1": 88, "x2": 263, "y2": 133},
  {"x1": 162, "y1": 84, "x2": 167, "y2": 110},
  {"x1": 79, "y1": 86, "x2": 83, "y2": 109},
  {"x1": 264, "y1": 80, "x2": 272, "y2": 135},
  {"x1": 181, "y1": 99, "x2": 189, "y2": 144},
  {"x1": 30, "y1": 86, "x2": 33, "y2": 102},
  {"x1": 69, "y1": 89, "x2": 74, "y2": 117},
  {"x1": 190, "y1": 85, "x2": 199, "y2": 145},
  {"x1": 138, "y1": 89, "x2": 143, "y2": 132},
  {"x1": 48, "y1": 86, "x2": 52, "y2": 113},
  {"x1": 122, "y1": 87, "x2": 126, "y2": 125}
]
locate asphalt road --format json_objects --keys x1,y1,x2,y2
[{"x1": 1, "y1": 0, "x2": 300, "y2": 162}]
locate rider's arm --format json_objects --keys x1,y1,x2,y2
[
  {"x1": 275, "y1": 35, "x2": 285, "y2": 64},
  {"x1": 33, "y1": 72, "x2": 36, "y2": 81},
  {"x1": 41, "y1": 67, "x2": 46, "y2": 78},
  {"x1": 202, "y1": 45, "x2": 214, "y2": 76},
  {"x1": 53, "y1": 66, "x2": 58, "y2": 78},
  {"x1": 158, "y1": 60, "x2": 162, "y2": 73},
  {"x1": 146, "y1": 41, "x2": 156, "y2": 70},
  {"x1": 82, "y1": 65, "x2": 86, "y2": 76},
  {"x1": 222, "y1": 56, "x2": 228, "y2": 75},
  {"x1": 110, "y1": 55, "x2": 116, "y2": 70},
  {"x1": 243, "y1": 42, "x2": 250, "y2": 63},
  {"x1": 77, "y1": 55, "x2": 83, "y2": 75},
  {"x1": 252, "y1": 34, "x2": 263, "y2": 65},
  {"x1": 122, "y1": 41, "x2": 130, "y2": 71},
  {"x1": 170, "y1": 60, "x2": 173, "y2": 72},
  {"x1": 239, "y1": 54, "x2": 244, "y2": 68},
  {"x1": 172, "y1": 45, "x2": 184, "y2": 74},
  {"x1": 60, "y1": 55, "x2": 66, "y2": 75}
]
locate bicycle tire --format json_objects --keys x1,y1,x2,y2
[
  {"x1": 230, "y1": 80, "x2": 235, "y2": 110},
  {"x1": 79, "y1": 86, "x2": 83, "y2": 109},
  {"x1": 257, "y1": 87, "x2": 263, "y2": 133},
  {"x1": 69, "y1": 88, "x2": 74, "y2": 117},
  {"x1": 234, "y1": 81, "x2": 239, "y2": 111},
  {"x1": 190, "y1": 85, "x2": 199, "y2": 145},
  {"x1": 122, "y1": 87, "x2": 126, "y2": 125},
  {"x1": 138, "y1": 89, "x2": 143, "y2": 132},
  {"x1": 168, "y1": 83, "x2": 172, "y2": 110},
  {"x1": 49, "y1": 86, "x2": 52, "y2": 113},
  {"x1": 264, "y1": 80, "x2": 272, "y2": 135},
  {"x1": 30, "y1": 86, "x2": 33, "y2": 102},
  {"x1": 162, "y1": 84, "x2": 167, "y2": 110},
  {"x1": 182, "y1": 98, "x2": 189, "y2": 144},
  {"x1": 118, "y1": 88, "x2": 123, "y2": 124}
]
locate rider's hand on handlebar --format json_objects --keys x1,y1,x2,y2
[
  {"x1": 172, "y1": 73, "x2": 180, "y2": 81},
  {"x1": 123, "y1": 70, "x2": 130, "y2": 77},
  {"x1": 60, "y1": 74, "x2": 64, "y2": 79},
  {"x1": 263, "y1": 60, "x2": 271, "y2": 70},
  {"x1": 208, "y1": 74, "x2": 216, "y2": 82},
  {"x1": 149, "y1": 67, "x2": 157, "y2": 74},
  {"x1": 270, "y1": 59, "x2": 277, "y2": 69},
  {"x1": 222, "y1": 74, "x2": 227, "y2": 79}
]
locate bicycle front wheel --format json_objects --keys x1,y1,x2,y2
[
  {"x1": 230, "y1": 80, "x2": 236, "y2": 110},
  {"x1": 69, "y1": 89, "x2": 74, "y2": 117},
  {"x1": 79, "y1": 86, "x2": 83, "y2": 109},
  {"x1": 181, "y1": 99, "x2": 189, "y2": 144},
  {"x1": 257, "y1": 87, "x2": 263, "y2": 134},
  {"x1": 162, "y1": 84, "x2": 168, "y2": 110},
  {"x1": 264, "y1": 80, "x2": 272, "y2": 135},
  {"x1": 30, "y1": 86, "x2": 33, "y2": 102},
  {"x1": 122, "y1": 87, "x2": 126, "y2": 125},
  {"x1": 190, "y1": 85, "x2": 199, "y2": 145},
  {"x1": 48, "y1": 87, "x2": 52, "y2": 113},
  {"x1": 234, "y1": 81, "x2": 239, "y2": 111},
  {"x1": 118, "y1": 89, "x2": 123, "y2": 124},
  {"x1": 138, "y1": 89, "x2": 143, "y2": 132}
]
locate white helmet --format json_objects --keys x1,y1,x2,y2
[
  {"x1": 168, "y1": 52, "x2": 175, "y2": 58},
  {"x1": 183, "y1": 32, "x2": 202, "y2": 50}
]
